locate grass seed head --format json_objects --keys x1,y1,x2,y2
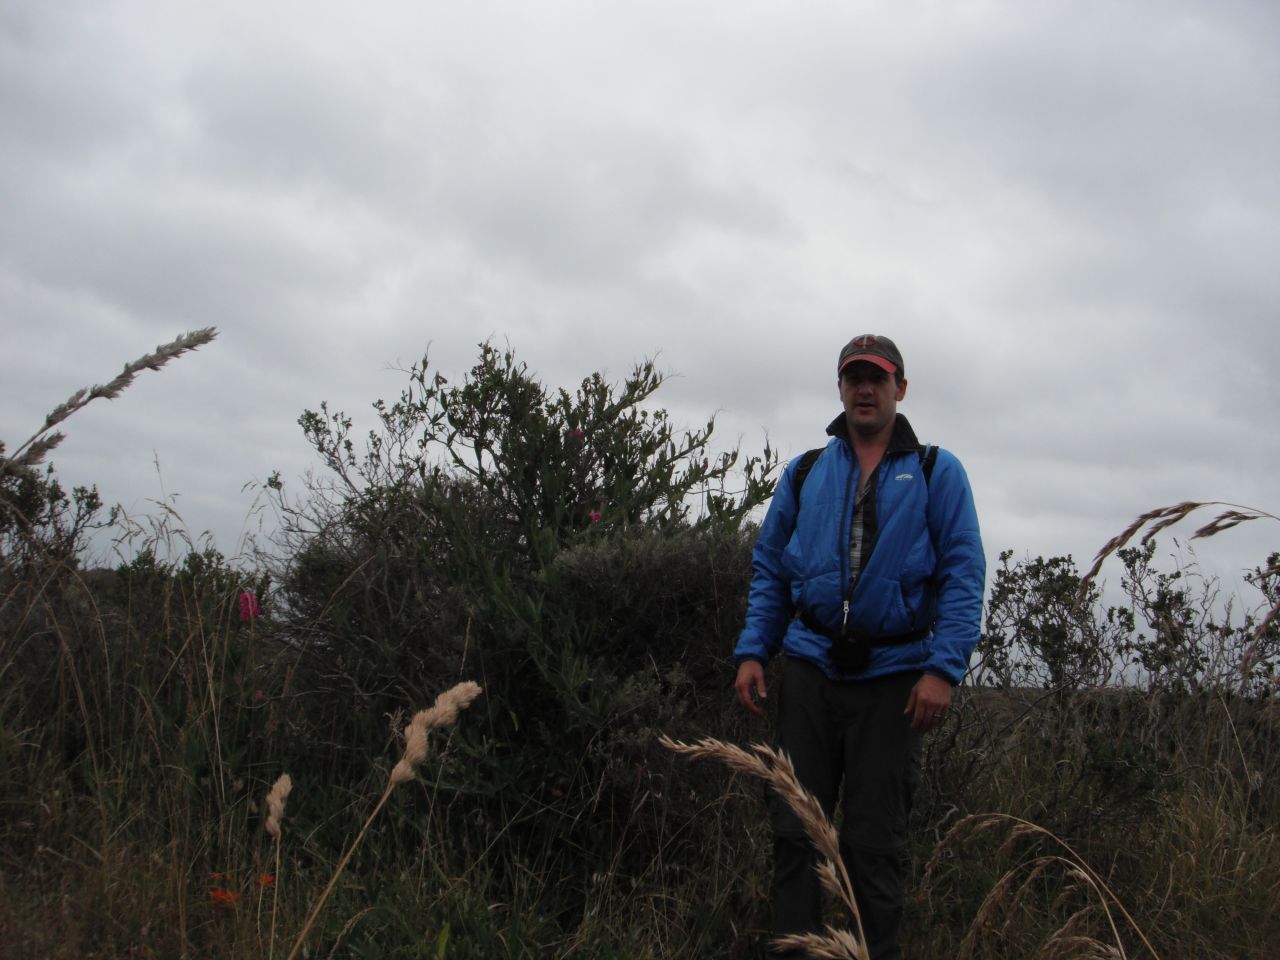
[
  {"x1": 264, "y1": 773, "x2": 293, "y2": 840},
  {"x1": 418, "y1": 680, "x2": 483, "y2": 730},
  {"x1": 772, "y1": 925, "x2": 867, "y2": 960},
  {"x1": 390, "y1": 681, "x2": 483, "y2": 786}
]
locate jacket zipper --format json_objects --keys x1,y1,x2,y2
[{"x1": 837, "y1": 445, "x2": 856, "y2": 637}]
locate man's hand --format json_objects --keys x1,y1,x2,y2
[
  {"x1": 904, "y1": 673, "x2": 952, "y2": 732},
  {"x1": 735, "y1": 660, "x2": 768, "y2": 717}
]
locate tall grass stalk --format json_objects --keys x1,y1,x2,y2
[
  {"x1": 1, "y1": 327, "x2": 218, "y2": 477},
  {"x1": 1079, "y1": 500, "x2": 1279, "y2": 654},
  {"x1": 263, "y1": 773, "x2": 292, "y2": 960},
  {"x1": 286, "y1": 681, "x2": 482, "y2": 960},
  {"x1": 659, "y1": 733, "x2": 869, "y2": 960},
  {"x1": 921, "y1": 813, "x2": 1162, "y2": 960}
]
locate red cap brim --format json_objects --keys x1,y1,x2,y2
[{"x1": 839, "y1": 354, "x2": 897, "y2": 375}]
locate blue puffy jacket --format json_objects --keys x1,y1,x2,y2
[{"x1": 734, "y1": 413, "x2": 985, "y2": 684}]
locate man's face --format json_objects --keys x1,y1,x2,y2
[{"x1": 838, "y1": 361, "x2": 907, "y2": 438}]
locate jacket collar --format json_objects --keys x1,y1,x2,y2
[{"x1": 825, "y1": 412, "x2": 920, "y2": 454}]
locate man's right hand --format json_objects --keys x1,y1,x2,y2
[{"x1": 734, "y1": 660, "x2": 768, "y2": 717}]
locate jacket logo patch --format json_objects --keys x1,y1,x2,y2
[{"x1": 895, "y1": 472, "x2": 914, "y2": 481}]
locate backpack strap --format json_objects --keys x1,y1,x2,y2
[
  {"x1": 918, "y1": 443, "x2": 937, "y2": 484},
  {"x1": 790, "y1": 447, "x2": 825, "y2": 507}
]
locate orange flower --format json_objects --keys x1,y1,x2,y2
[
  {"x1": 257, "y1": 873, "x2": 275, "y2": 888},
  {"x1": 209, "y1": 887, "x2": 242, "y2": 909}
]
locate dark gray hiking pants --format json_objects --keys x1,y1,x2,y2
[{"x1": 768, "y1": 658, "x2": 923, "y2": 960}]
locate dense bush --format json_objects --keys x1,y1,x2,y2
[{"x1": 263, "y1": 343, "x2": 778, "y2": 913}]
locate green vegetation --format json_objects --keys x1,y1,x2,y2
[{"x1": 2, "y1": 335, "x2": 1276, "y2": 958}]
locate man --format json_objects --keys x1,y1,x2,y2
[{"x1": 734, "y1": 334, "x2": 984, "y2": 959}]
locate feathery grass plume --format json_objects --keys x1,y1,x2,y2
[
  {"x1": 2, "y1": 327, "x2": 218, "y2": 475},
  {"x1": 1079, "y1": 500, "x2": 1278, "y2": 601},
  {"x1": 999, "y1": 856, "x2": 1055, "y2": 934},
  {"x1": 287, "y1": 681, "x2": 482, "y2": 960},
  {"x1": 1043, "y1": 934, "x2": 1124, "y2": 960},
  {"x1": 390, "y1": 680, "x2": 483, "y2": 786},
  {"x1": 0, "y1": 435, "x2": 62, "y2": 480},
  {"x1": 993, "y1": 821, "x2": 1039, "y2": 860},
  {"x1": 264, "y1": 774, "x2": 292, "y2": 840},
  {"x1": 957, "y1": 859, "x2": 1027, "y2": 958},
  {"x1": 920, "y1": 813, "x2": 1161, "y2": 960},
  {"x1": 1043, "y1": 904, "x2": 1098, "y2": 946},
  {"x1": 262, "y1": 774, "x2": 292, "y2": 960},
  {"x1": 959, "y1": 855, "x2": 1119, "y2": 960},
  {"x1": 389, "y1": 716, "x2": 427, "y2": 787},
  {"x1": 1078, "y1": 501, "x2": 1204, "y2": 598},
  {"x1": 771, "y1": 926, "x2": 866, "y2": 959},
  {"x1": 917, "y1": 813, "x2": 1006, "y2": 899},
  {"x1": 1078, "y1": 499, "x2": 1280, "y2": 665},
  {"x1": 659, "y1": 733, "x2": 868, "y2": 960}
]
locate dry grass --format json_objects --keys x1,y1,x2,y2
[
  {"x1": 286, "y1": 681, "x2": 482, "y2": 960},
  {"x1": 919, "y1": 813, "x2": 1161, "y2": 960},
  {"x1": 660, "y1": 723, "x2": 1223, "y2": 959},
  {"x1": 1, "y1": 327, "x2": 218, "y2": 479},
  {"x1": 659, "y1": 733, "x2": 869, "y2": 960},
  {"x1": 390, "y1": 681, "x2": 483, "y2": 785},
  {"x1": 1081, "y1": 500, "x2": 1279, "y2": 583},
  {"x1": 263, "y1": 774, "x2": 292, "y2": 960},
  {"x1": 1077, "y1": 500, "x2": 1280, "y2": 705},
  {"x1": 264, "y1": 773, "x2": 292, "y2": 841}
]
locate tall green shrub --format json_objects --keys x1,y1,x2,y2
[{"x1": 273, "y1": 343, "x2": 777, "y2": 880}]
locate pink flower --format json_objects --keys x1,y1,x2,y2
[
  {"x1": 238, "y1": 591, "x2": 261, "y2": 621},
  {"x1": 569, "y1": 427, "x2": 585, "y2": 441},
  {"x1": 589, "y1": 510, "x2": 602, "y2": 524}
]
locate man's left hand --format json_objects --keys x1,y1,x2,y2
[{"x1": 905, "y1": 673, "x2": 953, "y2": 732}]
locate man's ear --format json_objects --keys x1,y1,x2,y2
[{"x1": 896, "y1": 377, "x2": 908, "y2": 401}]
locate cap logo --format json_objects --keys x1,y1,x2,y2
[{"x1": 851, "y1": 335, "x2": 879, "y2": 350}]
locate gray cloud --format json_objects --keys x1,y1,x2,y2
[{"x1": 2, "y1": 0, "x2": 1277, "y2": 596}]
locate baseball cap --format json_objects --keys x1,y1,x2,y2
[{"x1": 837, "y1": 334, "x2": 904, "y2": 377}]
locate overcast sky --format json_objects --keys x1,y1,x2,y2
[{"x1": 3, "y1": 0, "x2": 1277, "y2": 606}]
